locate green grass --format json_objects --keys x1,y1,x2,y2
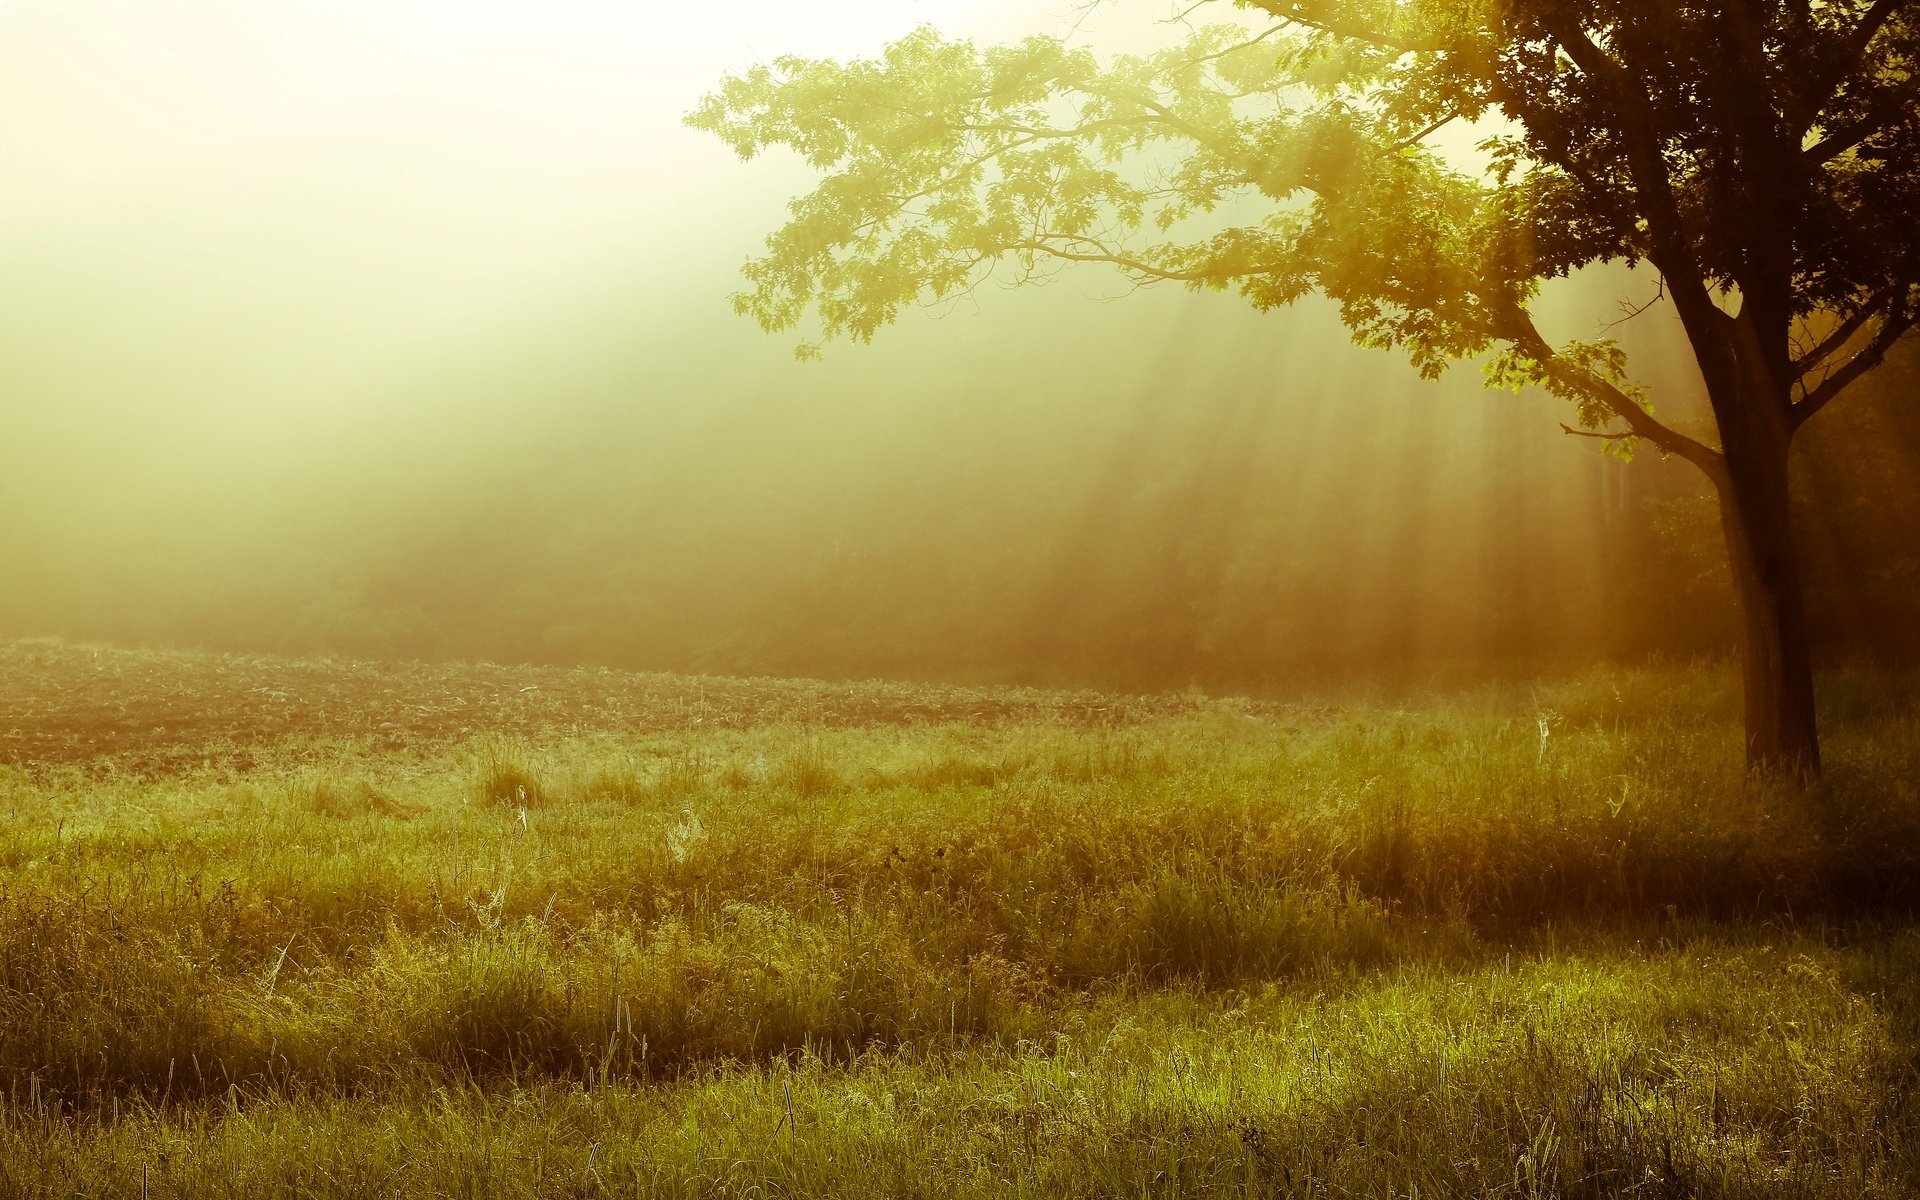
[{"x1": 0, "y1": 649, "x2": 1915, "y2": 1196}]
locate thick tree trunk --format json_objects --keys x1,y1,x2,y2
[{"x1": 1714, "y1": 422, "x2": 1821, "y2": 777}]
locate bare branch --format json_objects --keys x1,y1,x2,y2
[
  {"x1": 1601, "y1": 276, "x2": 1668, "y2": 331},
  {"x1": 1793, "y1": 288, "x2": 1919, "y2": 430},
  {"x1": 1559, "y1": 423, "x2": 1637, "y2": 442},
  {"x1": 1790, "y1": 284, "x2": 1903, "y2": 381}
]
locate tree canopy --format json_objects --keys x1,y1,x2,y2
[
  {"x1": 690, "y1": 0, "x2": 1918, "y2": 471},
  {"x1": 692, "y1": 0, "x2": 1920, "y2": 774}
]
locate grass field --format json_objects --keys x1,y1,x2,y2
[{"x1": 0, "y1": 640, "x2": 1916, "y2": 1197}]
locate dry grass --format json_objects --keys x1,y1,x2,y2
[{"x1": 0, "y1": 642, "x2": 1914, "y2": 1196}]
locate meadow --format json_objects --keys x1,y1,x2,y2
[{"x1": 0, "y1": 640, "x2": 1915, "y2": 1197}]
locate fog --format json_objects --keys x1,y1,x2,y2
[{"x1": 3, "y1": 0, "x2": 1915, "y2": 689}]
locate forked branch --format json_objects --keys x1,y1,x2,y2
[{"x1": 1793, "y1": 286, "x2": 1919, "y2": 430}]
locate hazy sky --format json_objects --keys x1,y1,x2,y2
[
  {"x1": 0, "y1": 0, "x2": 1318, "y2": 524},
  {"x1": 1, "y1": 0, "x2": 1799, "y2": 681},
  {"x1": 0, "y1": 0, "x2": 1201, "y2": 454}
]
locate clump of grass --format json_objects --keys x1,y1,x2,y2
[
  {"x1": 1058, "y1": 862, "x2": 1417, "y2": 984},
  {"x1": 578, "y1": 761, "x2": 649, "y2": 804},
  {"x1": 294, "y1": 775, "x2": 406, "y2": 819},
  {"x1": 473, "y1": 737, "x2": 546, "y2": 808},
  {"x1": 579, "y1": 746, "x2": 709, "y2": 808},
  {"x1": 652, "y1": 745, "x2": 709, "y2": 801},
  {"x1": 1040, "y1": 727, "x2": 1159, "y2": 785},
  {"x1": 772, "y1": 738, "x2": 842, "y2": 798},
  {"x1": 890, "y1": 744, "x2": 1007, "y2": 792}
]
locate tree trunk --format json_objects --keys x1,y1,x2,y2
[{"x1": 1715, "y1": 427, "x2": 1821, "y2": 777}]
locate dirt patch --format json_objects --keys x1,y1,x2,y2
[{"x1": 0, "y1": 641, "x2": 1250, "y2": 775}]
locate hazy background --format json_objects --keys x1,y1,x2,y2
[{"x1": 3, "y1": 0, "x2": 1916, "y2": 690}]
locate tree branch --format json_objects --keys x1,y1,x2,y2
[
  {"x1": 1804, "y1": 78, "x2": 1920, "y2": 165},
  {"x1": 1237, "y1": 0, "x2": 1448, "y2": 53},
  {"x1": 1004, "y1": 235, "x2": 1274, "y2": 284},
  {"x1": 1386, "y1": 111, "x2": 1460, "y2": 152},
  {"x1": 1790, "y1": 284, "x2": 1902, "y2": 380},
  {"x1": 1496, "y1": 304, "x2": 1725, "y2": 476},
  {"x1": 1812, "y1": 0, "x2": 1907, "y2": 104},
  {"x1": 1538, "y1": 14, "x2": 1732, "y2": 357},
  {"x1": 1558, "y1": 423, "x2": 1637, "y2": 442},
  {"x1": 1792, "y1": 289, "x2": 1919, "y2": 430},
  {"x1": 1601, "y1": 276, "x2": 1668, "y2": 331},
  {"x1": 1020, "y1": 228, "x2": 1730, "y2": 477}
]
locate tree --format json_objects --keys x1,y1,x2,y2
[{"x1": 690, "y1": 0, "x2": 1920, "y2": 775}]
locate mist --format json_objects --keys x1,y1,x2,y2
[
  {"x1": 3, "y1": 3, "x2": 1919, "y2": 1187},
  {"x1": 3, "y1": 0, "x2": 1915, "y2": 691}
]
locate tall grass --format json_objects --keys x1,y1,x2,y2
[
  {"x1": 3, "y1": 931, "x2": 1915, "y2": 1197},
  {"x1": 0, "y1": 661, "x2": 1913, "y2": 1194}
]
